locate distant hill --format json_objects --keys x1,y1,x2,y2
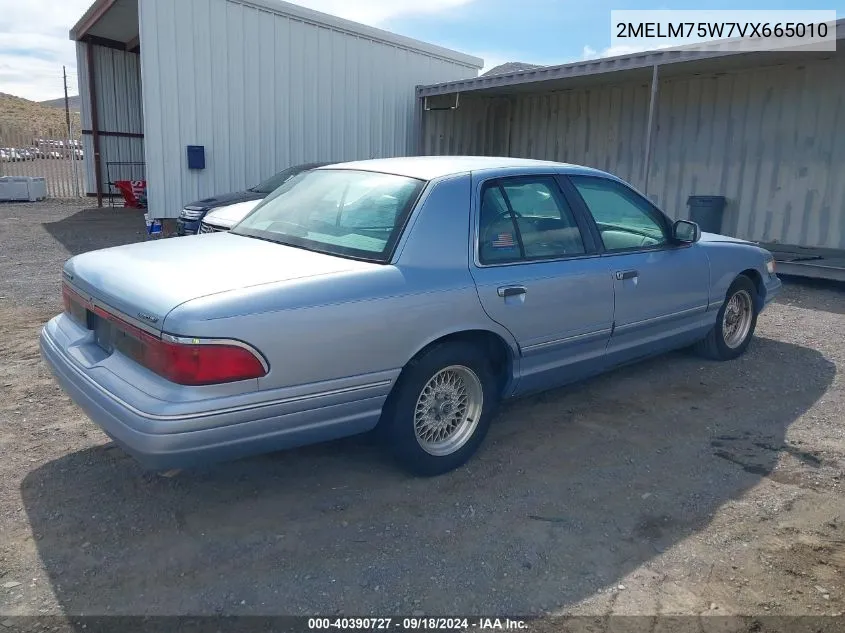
[
  {"x1": 0, "y1": 93, "x2": 82, "y2": 140},
  {"x1": 40, "y1": 95, "x2": 82, "y2": 113}
]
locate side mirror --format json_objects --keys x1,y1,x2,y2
[{"x1": 673, "y1": 219, "x2": 701, "y2": 243}]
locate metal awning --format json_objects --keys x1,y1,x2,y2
[
  {"x1": 70, "y1": 0, "x2": 139, "y2": 50},
  {"x1": 418, "y1": 18, "x2": 845, "y2": 97}
]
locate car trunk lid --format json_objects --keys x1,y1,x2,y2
[{"x1": 63, "y1": 231, "x2": 374, "y2": 328}]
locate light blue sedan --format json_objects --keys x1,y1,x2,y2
[{"x1": 40, "y1": 157, "x2": 781, "y2": 475}]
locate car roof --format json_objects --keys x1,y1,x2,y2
[
  {"x1": 318, "y1": 156, "x2": 610, "y2": 181},
  {"x1": 292, "y1": 161, "x2": 332, "y2": 171}
]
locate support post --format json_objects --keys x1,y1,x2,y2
[
  {"x1": 412, "y1": 87, "x2": 424, "y2": 156},
  {"x1": 64, "y1": 65, "x2": 81, "y2": 198},
  {"x1": 642, "y1": 64, "x2": 660, "y2": 196},
  {"x1": 505, "y1": 97, "x2": 515, "y2": 157},
  {"x1": 63, "y1": 66, "x2": 72, "y2": 139},
  {"x1": 86, "y1": 41, "x2": 104, "y2": 207}
]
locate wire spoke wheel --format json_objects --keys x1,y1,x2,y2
[
  {"x1": 413, "y1": 365, "x2": 484, "y2": 457},
  {"x1": 722, "y1": 289, "x2": 754, "y2": 349}
]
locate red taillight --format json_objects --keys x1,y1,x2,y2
[
  {"x1": 62, "y1": 282, "x2": 266, "y2": 385},
  {"x1": 145, "y1": 337, "x2": 267, "y2": 386},
  {"x1": 62, "y1": 283, "x2": 88, "y2": 325}
]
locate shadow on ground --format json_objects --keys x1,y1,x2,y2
[
  {"x1": 22, "y1": 337, "x2": 835, "y2": 616},
  {"x1": 42, "y1": 208, "x2": 149, "y2": 256}
]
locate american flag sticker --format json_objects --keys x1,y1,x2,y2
[{"x1": 491, "y1": 232, "x2": 516, "y2": 249}]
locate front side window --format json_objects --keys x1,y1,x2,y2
[
  {"x1": 478, "y1": 176, "x2": 586, "y2": 264},
  {"x1": 232, "y1": 169, "x2": 424, "y2": 262},
  {"x1": 570, "y1": 176, "x2": 668, "y2": 251}
]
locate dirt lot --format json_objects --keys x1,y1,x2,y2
[{"x1": 1, "y1": 201, "x2": 845, "y2": 627}]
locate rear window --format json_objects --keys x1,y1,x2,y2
[{"x1": 232, "y1": 169, "x2": 425, "y2": 263}]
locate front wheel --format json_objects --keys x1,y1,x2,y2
[
  {"x1": 694, "y1": 275, "x2": 758, "y2": 361},
  {"x1": 380, "y1": 342, "x2": 499, "y2": 476}
]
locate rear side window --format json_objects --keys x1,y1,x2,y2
[{"x1": 478, "y1": 176, "x2": 586, "y2": 264}]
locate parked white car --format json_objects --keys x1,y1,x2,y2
[
  {"x1": 1, "y1": 148, "x2": 22, "y2": 162},
  {"x1": 199, "y1": 199, "x2": 263, "y2": 233}
]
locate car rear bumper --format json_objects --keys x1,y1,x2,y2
[{"x1": 40, "y1": 320, "x2": 391, "y2": 470}]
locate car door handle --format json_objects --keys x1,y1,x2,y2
[
  {"x1": 615, "y1": 270, "x2": 638, "y2": 281},
  {"x1": 497, "y1": 286, "x2": 527, "y2": 298}
]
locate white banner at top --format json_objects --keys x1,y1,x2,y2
[{"x1": 610, "y1": 10, "x2": 838, "y2": 53}]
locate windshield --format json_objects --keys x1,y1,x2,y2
[{"x1": 232, "y1": 169, "x2": 425, "y2": 262}]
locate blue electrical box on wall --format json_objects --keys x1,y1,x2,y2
[{"x1": 186, "y1": 145, "x2": 205, "y2": 170}]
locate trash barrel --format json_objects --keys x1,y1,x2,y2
[{"x1": 687, "y1": 196, "x2": 727, "y2": 234}]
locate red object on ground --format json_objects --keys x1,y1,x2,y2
[{"x1": 114, "y1": 180, "x2": 147, "y2": 208}]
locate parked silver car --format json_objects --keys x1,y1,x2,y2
[{"x1": 41, "y1": 157, "x2": 781, "y2": 475}]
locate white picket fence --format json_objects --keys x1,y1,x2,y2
[{"x1": 0, "y1": 126, "x2": 86, "y2": 199}]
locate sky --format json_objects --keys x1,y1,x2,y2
[{"x1": 0, "y1": 0, "x2": 842, "y2": 102}]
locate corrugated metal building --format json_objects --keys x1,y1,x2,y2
[
  {"x1": 418, "y1": 23, "x2": 845, "y2": 264},
  {"x1": 70, "y1": 0, "x2": 482, "y2": 217}
]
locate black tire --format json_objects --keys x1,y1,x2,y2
[
  {"x1": 380, "y1": 342, "x2": 499, "y2": 476},
  {"x1": 694, "y1": 275, "x2": 759, "y2": 361}
]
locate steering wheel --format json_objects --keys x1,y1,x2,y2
[{"x1": 494, "y1": 209, "x2": 521, "y2": 222}]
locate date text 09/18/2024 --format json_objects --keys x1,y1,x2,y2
[{"x1": 307, "y1": 618, "x2": 528, "y2": 630}]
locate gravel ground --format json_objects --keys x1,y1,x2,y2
[{"x1": 1, "y1": 201, "x2": 845, "y2": 627}]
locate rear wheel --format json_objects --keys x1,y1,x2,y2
[
  {"x1": 380, "y1": 342, "x2": 498, "y2": 476},
  {"x1": 694, "y1": 275, "x2": 758, "y2": 361}
]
